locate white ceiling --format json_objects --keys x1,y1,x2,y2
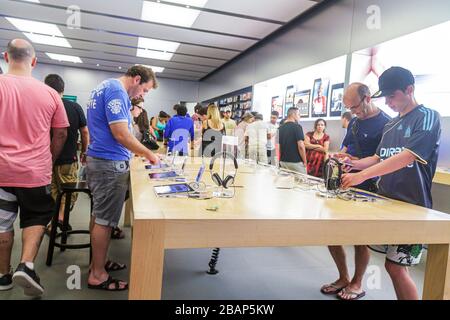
[{"x1": 0, "y1": 0, "x2": 323, "y2": 81}]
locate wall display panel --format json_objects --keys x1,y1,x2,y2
[
  {"x1": 329, "y1": 83, "x2": 344, "y2": 117},
  {"x1": 202, "y1": 86, "x2": 253, "y2": 122},
  {"x1": 311, "y1": 78, "x2": 329, "y2": 118},
  {"x1": 350, "y1": 19, "x2": 450, "y2": 118},
  {"x1": 294, "y1": 90, "x2": 311, "y2": 118},
  {"x1": 271, "y1": 96, "x2": 283, "y2": 119},
  {"x1": 284, "y1": 85, "x2": 295, "y2": 117},
  {"x1": 253, "y1": 56, "x2": 346, "y2": 122}
]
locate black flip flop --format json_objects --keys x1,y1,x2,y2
[
  {"x1": 105, "y1": 260, "x2": 127, "y2": 272},
  {"x1": 320, "y1": 283, "x2": 346, "y2": 295},
  {"x1": 337, "y1": 288, "x2": 366, "y2": 300},
  {"x1": 87, "y1": 276, "x2": 128, "y2": 291}
]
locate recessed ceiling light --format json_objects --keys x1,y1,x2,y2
[
  {"x1": 136, "y1": 64, "x2": 165, "y2": 73},
  {"x1": 24, "y1": 33, "x2": 71, "y2": 48},
  {"x1": 5, "y1": 17, "x2": 71, "y2": 48},
  {"x1": 118, "y1": 66, "x2": 122, "y2": 69},
  {"x1": 137, "y1": 37, "x2": 179, "y2": 61},
  {"x1": 141, "y1": 0, "x2": 208, "y2": 28},
  {"x1": 96, "y1": 63, "x2": 100, "y2": 66},
  {"x1": 46, "y1": 53, "x2": 82, "y2": 63}
]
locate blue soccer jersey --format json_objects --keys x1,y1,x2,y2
[
  {"x1": 86, "y1": 79, "x2": 132, "y2": 161},
  {"x1": 343, "y1": 111, "x2": 391, "y2": 159},
  {"x1": 376, "y1": 105, "x2": 441, "y2": 208}
]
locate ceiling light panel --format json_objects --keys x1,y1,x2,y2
[
  {"x1": 141, "y1": 0, "x2": 208, "y2": 28},
  {"x1": 136, "y1": 37, "x2": 180, "y2": 61},
  {"x1": 24, "y1": 33, "x2": 71, "y2": 48},
  {"x1": 46, "y1": 53, "x2": 82, "y2": 63},
  {"x1": 136, "y1": 64, "x2": 165, "y2": 73},
  {"x1": 5, "y1": 17, "x2": 71, "y2": 48}
]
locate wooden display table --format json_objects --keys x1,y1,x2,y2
[
  {"x1": 434, "y1": 168, "x2": 450, "y2": 186},
  {"x1": 126, "y1": 157, "x2": 450, "y2": 300}
]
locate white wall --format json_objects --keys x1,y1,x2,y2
[
  {"x1": 0, "y1": 60, "x2": 200, "y2": 118},
  {"x1": 198, "y1": 0, "x2": 450, "y2": 166}
]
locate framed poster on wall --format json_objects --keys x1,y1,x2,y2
[
  {"x1": 283, "y1": 85, "x2": 295, "y2": 117},
  {"x1": 293, "y1": 90, "x2": 311, "y2": 118},
  {"x1": 271, "y1": 96, "x2": 283, "y2": 119},
  {"x1": 311, "y1": 78, "x2": 330, "y2": 117},
  {"x1": 329, "y1": 83, "x2": 345, "y2": 117}
]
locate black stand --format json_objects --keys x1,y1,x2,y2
[{"x1": 206, "y1": 248, "x2": 220, "y2": 275}]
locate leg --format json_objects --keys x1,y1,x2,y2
[
  {"x1": 86, "y1": 157, "x2": 129, "y2": 290},
  {"x1": 0, "y1": 231, "x2": 14, "y2": 274},
  {"x1": 21, "y1": 226, "x2": 45, "y2": 263},
  {"x1": 321, "y1": 246, "x2": 350, "y2": 293},
  {"x1": 423, "y1": 244, "x2": 450, "y2": 300},
  {"x1": 338, "y1": 245, "x2": 370, "y2": 300},
  {"x1": 385, "y1": 260, "x2": 419, "y2": 300},
  {"x1": 0, "y1": 187, "x2": 18, "y2": 274},
  {"x1": 129, "y1": 220, "x2": 165, "y2": 300}
]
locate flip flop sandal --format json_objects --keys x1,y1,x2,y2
[
  {"x1": 105, "y1": 260, "x2": 127, "y2": 272},
  {"x1": 87, "y1": 276, "x2": 128, "y2": 291},
  {"x1": 337, "y1": 288, "x2": 366, "y2": 300},
  {"x1": 320, "y1": 283, "x2": 346, "y2": 295}
]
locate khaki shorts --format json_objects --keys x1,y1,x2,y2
[{"x1": 51, "y1": 162, "x2": 79, "y2": 209}]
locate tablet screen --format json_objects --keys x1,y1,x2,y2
[
  {"x1": 145, "y1": 163, "x2": 169, "y2": 170},
  {"x1": 154, "y1": 183, "x2": 193, "y2": 195},
  {"x1": 149, "y1": 171, "x2": 178, "y2": 179}
]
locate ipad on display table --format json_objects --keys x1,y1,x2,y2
[
  {"x1": 149, "y1": 171, "x2": 178, "y2": 179},
  {"x1": 154, "y1": 183, "x2": 194, "y2": 196},
  {"x1": 145, "y1": 163, "x2": 169, "y2": 170}
]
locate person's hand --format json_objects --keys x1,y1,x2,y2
[
  {"x1": 341, "y1": 156, "x2": 354, "y2": 173},
  {"x1": 145, "y1": 150, "x2": 160, "y2": 165},
  {"x1": 332, "y1": 152, "x2": 349, "y2": 160},
  {"x1": 80, "y1": 152, "x2": 87, "y2": 166},
  {"x1": 341, "y1": 172, "x2": 365, "y2": 189}
]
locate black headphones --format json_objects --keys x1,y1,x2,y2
[
  {"x1": 323, "y1": 158, "x2": 343, "y2": 191},
  {"x1": 209, "y1": 152, "x2": 238, "y2": 189}
]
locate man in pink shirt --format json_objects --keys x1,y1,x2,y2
[{"x1": 0, "y1": 39, "x2": 69, "y2": 297}]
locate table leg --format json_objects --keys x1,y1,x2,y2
[
  {"x1": 124, "y1": 199, "x2": 131, "y2": 227},
  {"x1": 129, "y1": 220, "x2": 165, "y2": 300},
  {"x1": 423, "y1": 244, "x2": 450, "y2": 300}
]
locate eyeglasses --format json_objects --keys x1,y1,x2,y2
[{"x1": 349, "y1": 96, "x2": 366, "y2": 111}]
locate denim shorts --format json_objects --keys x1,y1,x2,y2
[{"x1": 86, "y1": 157, "x2": 130, "y2": 228}]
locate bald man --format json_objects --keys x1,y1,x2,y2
[
  {"x1": 320, "y1": 83, "x2": 390, "y2": 300},
  {"x1": 0, "y1": 39, "x2": 69, "y2": 296}
]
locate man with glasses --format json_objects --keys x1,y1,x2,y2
[
  {"x1": 342, "y1": 67, "x2": 441, "y2": 300},
  {"x1": 320, "y1": 82, "x2": 390, "y2": 300}
]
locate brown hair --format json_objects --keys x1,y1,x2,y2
[
  {"x1": 125, "y1": 65, "x2": 158, "y2": 88},
  {"x1": 314, "y1": 118, "x2": 327, "y2": 132},
  {"x1": 131, "y1": 97, "x2": 144, "y2": 106}
]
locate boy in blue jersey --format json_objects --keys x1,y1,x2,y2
[
  {"x1": 86, "y1": 65, "x2": 160, "y2": 291},
  {"x1": 342, "y1": 67, "x2": 441, "y2": 300},
  {"x1": 321, "y1": 83, "x2": 391, "y2": 300}
]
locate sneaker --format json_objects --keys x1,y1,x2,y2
[
  {"x1": 12, "y1": 263, "x2": 44, "y2": 297},
  {"x1": 0, "y1": 271, "x2": 13, "y2": 291}
]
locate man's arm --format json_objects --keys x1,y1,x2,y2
[
  {"x1": 110, "y1": 122, "x2": 159, "y2": 164},
  {"x1": 51, "y1": 127, "x2": 67, "y2": 163},
  {"x1": 297, "y1": 140, "x2": 307, "y2": 167},
  {"x1": 79, "y1": 126, "x2": 89, "y2": 164}
]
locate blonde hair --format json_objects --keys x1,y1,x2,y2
[{"x1": 207, "y1": 104, "x2": 222, "y2": 129}]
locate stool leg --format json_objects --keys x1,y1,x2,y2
[
  {"x1": 206, "y1": 248, "x2": 221, "y2": 275},
  {"x1": 60, "y1": 191, "x2": 72, "y2": 252},
  {"x1": 46, "y1": 192, "x2": 64, "y2": 266}
]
